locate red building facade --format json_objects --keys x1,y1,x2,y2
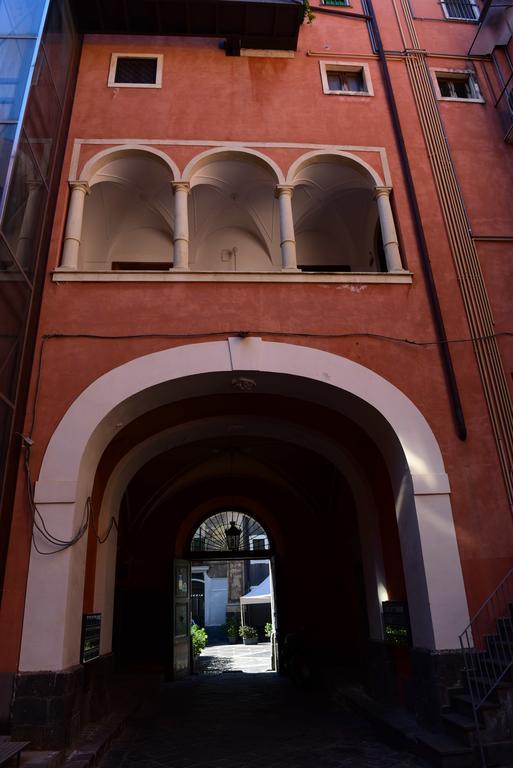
[{"x1": 0, "y1": 0, "x2": 512, "y2": 759}]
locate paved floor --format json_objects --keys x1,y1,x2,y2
[
  {"x1": 98, "y1": 668, "x2": 426, "y2": 768},
  {"x1": 196, "y1": 642, "x2": 273, "y2": 675}
]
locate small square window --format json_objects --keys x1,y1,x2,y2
[
  {"x1": 433, "y1": 70, "x2": 483, "y2": 102},
  {"x1": 108, "y1": 54, "x2": 163, "y2": 88},
  {"x1": 442, "y1": 0, "x2": 479, "y2": 20},
  {"x1": 321, "y1": 0, "x2": 350, "y2": 5},
  {"x1": 320, "y1": 61, "x2": 373, "y2": 96}
]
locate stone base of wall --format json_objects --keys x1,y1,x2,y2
[
  {"x1": 367, "y1": 641, "x2": 464, "y2": 728},
  {"x1": 407, "y1": 647, "x2": 464, "y2": 728},
  {"x1": 11, "y1": 654, "x2": 115, "y2": 749}
]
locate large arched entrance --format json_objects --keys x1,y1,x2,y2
[{"x1": 19, "y1": 338, "x2": 469, "y2": 712}]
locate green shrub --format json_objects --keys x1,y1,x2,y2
[
  {"x1": 223, "y1": 618, "x2": 239, "y2": 639},
  {"x1": 264, "y1": 622, "x2": 273, "y2": 639},
  {"x1": 191, "y1": 624, "x2": 208, "y2": 656},
  {"x1": 239, "y1": 625, "x2": 258, "y2": 640}
]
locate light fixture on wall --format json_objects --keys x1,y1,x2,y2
[{"x1": 225, "y1": 520, "x2": 242, "y2": 551}]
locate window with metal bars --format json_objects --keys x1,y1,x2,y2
[
  {"x1": 441, "y1": 0, "x2": 479, "y2": 20},
  {"x1": 108, "y1": 54, "x2": 163, "y2": 88},
  {"x1": 321, "y1": 0, "x2": 350, "y2": 5},
  {"x1": 115, "y1": 57, "x2": 157, "y2": 84}
]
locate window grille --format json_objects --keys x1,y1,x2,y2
[
  {"x1": 114, "y1": 57, "x2": 158, "y2": 84},
  {"x1": 442, "y1": 0, "x2": 479, "y2": 20},
  {"x1": 321, "y1": 0, "x2": 350, "y2": 5}
]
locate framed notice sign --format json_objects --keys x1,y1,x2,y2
[
  {"x1": 382, "y1": 601, "x2": 411, "y2": 647},
  {"x1": 81, "y1": 613, "x2": 101, "y2": 663}
]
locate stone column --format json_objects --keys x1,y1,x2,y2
[
  {"x1": 60, "y1": 181, "x2": 90, "y2": 270},
  {"x1": 16, "y1": 180, "x2": 42, "y2": 272},
  {"x1": 172, "y1": 181, "x2": 190, "y2": 270},
  {"x1": 374, "y1": 186, "x2": 404, "y2": 272},
  {"x1": 275, "y1": 184, "x2": 298, "y2": 271}
]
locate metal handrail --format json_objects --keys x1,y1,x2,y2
[{"x1": 459, "y1": 568, "x2": 513, "y2": 768}]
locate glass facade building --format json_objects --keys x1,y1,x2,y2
[{"x1": 0, "y1": 0, "x2": 80, "y2": 589}]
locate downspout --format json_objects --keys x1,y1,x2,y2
[{"x1": 363, "y1": 0, "x2": 467, "y2": 440}]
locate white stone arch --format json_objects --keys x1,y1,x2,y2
[
  {"x1": 285, "y1": 149, "x2": 385, "y2": 187},
  {"x1": 182, "y1": 147, "x2": 285, "y2": 185},
  {"x1": 21, "y1": 338, "x2": 469, "y2": 672},
  {"x1": 78, "y1": 144, "x2": 180, "y2": 186}
]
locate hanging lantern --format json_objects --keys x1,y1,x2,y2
[{"x1": 225, "y1": 520, "x2": 241, "y2": 551}]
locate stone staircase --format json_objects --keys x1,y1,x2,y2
[{"x1": 416, "y1": 604, "x2": 513, "y2": 768}]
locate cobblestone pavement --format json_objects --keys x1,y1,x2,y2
[
  {"x1": 99, "y1": 672, "x2": 426, "y2": 768},
  {"x1": 196, "y1": 642, "x2": 272, "y2": 674}
]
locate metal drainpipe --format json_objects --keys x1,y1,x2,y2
[{"x1": 362, "y1": 0, "x2": 467, "y2": 440}]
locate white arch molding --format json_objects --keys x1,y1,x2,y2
[{"x1": 20, "y1": 338, "x2": 469, "y2": 671}]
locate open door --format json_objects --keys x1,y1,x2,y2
[
  {"x1": 270, "y1": 555, "x2": 279, "y2": 672},
  {"x1": 173, "y1": 559, "x2": 191, "y2": 679}
]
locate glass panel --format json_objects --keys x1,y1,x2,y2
[
  {"x1": 0, "y1": 0, "x2": 46, "y2": 35},
  {"x1": 42, "y1": 0, "x2": 77, "y2": 102},
  {"x1": 0, "y1": 37, "x2": 35, "y2": 120},
  {"x1": 0, "y1": 123, "x2": 15, "y2": 199},
  {"x1": 438, "y1": 78, "x2": 452, "y2": 97},
  {"x1": 327, "y1": 72, "x2": 342, "y2": 91},
  {"x1": 24, "y1": 49, "x2": 60, "y2": 180},
  {"x1": 346, "y1": 72, "x2": 364, "y2": 92},
  {"x1": 1, "y1": 132, "x2": 46, "y2": 282},
  {"x1": 0, "y1": 237, "x2": 31, "y2": 402},
  {"x1": 454, "y1": 79, "x2": 471, "y2": 98}
]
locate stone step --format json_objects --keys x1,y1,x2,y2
[
  {"x1": 441, "y1": 711, "x2": 479, "y2": 746},
  {"x1": 449, "y1": 693, "x2": 497, "y2": 721},
  {"x1": 414, "y1": 730, "x2": 474, "y2": 768}
]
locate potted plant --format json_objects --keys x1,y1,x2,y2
[
  {"x1": 223, "y1": 619, "x2": 239, "y2": 644},
  {"x1": 239, "y1": 625, "x2": 258, "y2": 645},
  {"x1": 191, "y1": 624, "x2": 208, "y2": 657},
  {"x1": 264, "y1": 622, "x2": 273, "y2": 640}
]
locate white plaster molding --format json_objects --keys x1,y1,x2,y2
[
  {"x1": 182, "y1": 146, "x2": 285, "y2": 184},
  {"x1": 78, "y1": 145, "x2": 180, "y2": 185},
  {"x1": 51, "y1": 270, "x2": 413, "y2": 284},
  {"x1": 68, "y1": 139, "x2": 392, "y2": 187},
  {"x1": 411, "y1": 473, "x2": 451, "y2": 495},
  {"x1": 286, "y1": 149, "x2": 385, "y2": 186}
]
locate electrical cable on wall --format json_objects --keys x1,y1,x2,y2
[{"x1": 23, "y1": 443, "x2": 117, "y2": 555}]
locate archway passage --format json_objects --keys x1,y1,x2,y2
[
  {"x1": 16, "y1": 340, "x2": 469, "y2": 751},
  {"x1": 96, "y1": 392, "x2": 407, "y2": 689}
]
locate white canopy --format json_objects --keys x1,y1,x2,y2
[{"x1": 240, "y1": 576, "x2": 271, "y2": 605}]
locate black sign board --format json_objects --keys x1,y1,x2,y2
[
  {"x1": 81, "y1": 613, "x2": 101, "y2": 663},
  {"x1": 382, "y1": 601, "x2": 411, "y2": 647}
]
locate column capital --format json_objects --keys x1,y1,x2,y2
[
  {"x1": 69, "y1": 180, "x2": 90, "y2": 195},
  {"x1": 374, "y1": 185, "x2": 392, "y2": 199},
  {"x1": 172, "y1": 181, "x2": 191, "y2": 195},
  {"x1": 275, "y1": 184, "x2": 295, "y2": 199}
]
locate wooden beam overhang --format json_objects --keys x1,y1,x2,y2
[{"x1": 69, "y1": 0, "x2": 304, "y2": 51}]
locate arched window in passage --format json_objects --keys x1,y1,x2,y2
[{"x1": 190, "y1": 510, "x2": 271, "y2": 557}]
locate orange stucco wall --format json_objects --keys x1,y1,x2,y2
[{"x1": 1, "y1": 0, "x2": 512, "y2": 673}]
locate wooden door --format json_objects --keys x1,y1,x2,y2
[{"x1": 173, "y1": 560, "x2": 191, "y2": 679}]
